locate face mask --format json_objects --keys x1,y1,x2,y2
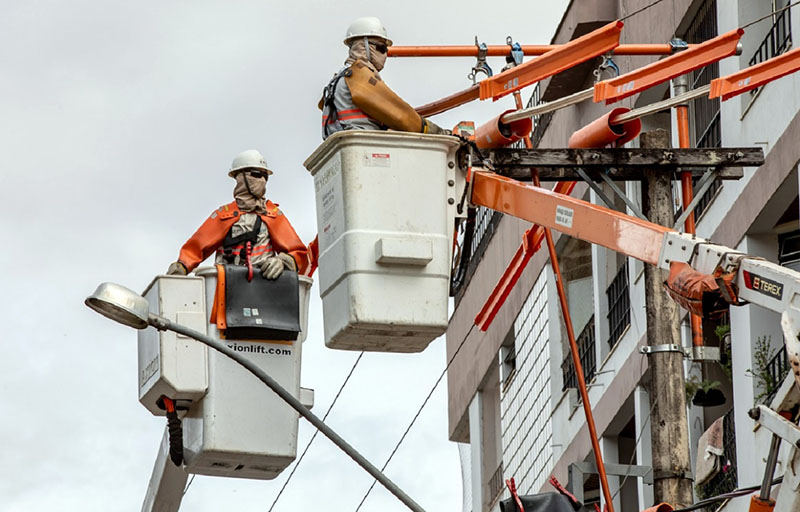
[{"x1": 370, "y1": 44, "x2": 387, "y2": 71}]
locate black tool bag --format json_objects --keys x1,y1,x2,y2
[
  {"x1": 223, "y1": 265, "x2": 301, "y2": 341},
  {"x1": 499, "y1": 493, "x2": 590, "y2": 512}
]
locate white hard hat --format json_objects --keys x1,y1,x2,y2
[
  {"x1": 344, "y1": 16, "x2": 392, "y2": 46},
  {"x1": 229, "y1": 149, "x2": 273, "y2": 177}
]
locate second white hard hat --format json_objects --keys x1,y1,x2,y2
[
  {"x1": 229, "y1": 149, "x2": 273, "y2": 177},
  {"x1": 344, "y1": 16, "x2": 393, "y2": 46}
]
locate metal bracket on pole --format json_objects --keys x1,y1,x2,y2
[
  {"x1": 672, "y1": 168, "x2": 718, "y2": 230},
  {"x1": 575, "y1": 167, "x2": 618, "y2": 210},
  {"x1": 574, "y1": 167, "x2": 649, "y2": 221},
  {"x1": 640, "y1": 344, "x2": 686, "y2": 355},
  {"x1": 690, "y1": 345, "x2": 721, "y2": 361},
  {"x1": 597, "y1": 170, "x2": 648, "y2": 220},
  {"x1": 567, "y1": 461, "x2": 654, "y2": 505},
  {"x1": 639, "y1": 344, "x2": 720, "y2": 360}
]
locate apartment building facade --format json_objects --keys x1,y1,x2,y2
[{"x1": 448, "y1": 1, "x2": 800, "y2": 510}]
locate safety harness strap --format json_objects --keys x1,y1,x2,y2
[
  {"x1": 322, "y1": 67, "x2": 353, "y2": 138},
  {"x1": 221, "y1": 215, "x2": 263, "y2": 264}
]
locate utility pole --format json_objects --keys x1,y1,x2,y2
[{"x1": 640, "y1": 129, "x2": 693, "y2": 507}]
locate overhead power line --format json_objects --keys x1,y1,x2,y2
[
  {"x1": 354, "y1": 324, "x2": 477, "y2": 511},
  {"x1": 268, "y1": 351, "x2": 365, "y2": 511},
  {"x1": 741, "y1": 0, "x2": 800, "y2": 29},
  {"x1": 620, "y1": 0, "x2": 667, "y2": 21}
]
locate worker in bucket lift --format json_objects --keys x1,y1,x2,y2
[
  {"x1": 320, "y1": 16, "x2": 447, "y2": 140},
  {"x1": 166, "y1": 150, "x2": 309, "y2": 279}
]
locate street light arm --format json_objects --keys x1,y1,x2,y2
[{"x1": 146, "y1": 313, "x2": 426, "y2": 512}]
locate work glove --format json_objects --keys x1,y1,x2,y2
[
  {"x1": 261, "y1": 253, "x2": 298, "y2": 280},
  {"x1": 261, "y1": 257, "x2": 284, "y2": 280},
  {"x1": 423, "y1": 118, "x2": 451, "y2": 136},
  {"x1": 166, "y1": 261, "x2": 187, "y2": 276}
]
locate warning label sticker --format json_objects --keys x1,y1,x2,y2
[
  {"x1": 365, "y1": 152, "x2": 391, "y2": 167},
  {"x1": 555, "y1": 205, "x2": 574, "y2": 229}
]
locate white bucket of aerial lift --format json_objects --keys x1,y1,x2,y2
[
  {"x1": 179, "y1": 267, "x2": 314, "y2": 480},
  {"x1": 138, "y1": 275, "x2": 209, "y2": 416},
  {"x1": 304, "y1": 131, "x2": 463, "y2": 352}
]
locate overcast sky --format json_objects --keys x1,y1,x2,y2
[{"x1": 0, "y1": 1, "x2": 567, "y2": 510}]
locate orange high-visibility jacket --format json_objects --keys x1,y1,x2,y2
[{"x1": 178, "y1": 200, "x2": 310, "y2": 274}]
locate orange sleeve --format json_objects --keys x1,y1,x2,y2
[
  {"x1": 178, "y1": 205, "x2": 236, "y2": 273},
  {"x1": 263, "y1": 203, "x2": 310, "y2": 275}
]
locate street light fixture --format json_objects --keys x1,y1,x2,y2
[
  {"x1": 85, "y1": 282, "x2": 425, "y2": 512},
  {"x1": 85, "y1": 282, "x2": 150, "y2": 329}
]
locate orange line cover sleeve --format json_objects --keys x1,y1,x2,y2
[
  {"x1": 594, "y1": 29, "x2": 743, "y2": 105},
  {"x1": 710, "y1": 46, "x2": 800, "y2": 100}
]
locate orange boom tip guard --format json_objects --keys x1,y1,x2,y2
[{"x1": 641, "y1": 505, "x2": 674, "y2": 512}]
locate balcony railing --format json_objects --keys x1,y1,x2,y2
[
  {"x1": 452, "y1": 83, "x2": 550, "y2": 300},
  {"x1": 453, "y1": 206, "x2": 503, "y2": 303},
  {"x1": 749, "y1": 6, "x2": 793, "y2": 68},
  {"x1": 606, "y1": 261, "x2": 630, "y2": 349},
  {"x1": 764, "y1": 345, "x2": 790, "y2": 404},
  {"x1": 687, "y1": 0, "x2": 722, "y2": 219},
  {"x1": 699, "y1": 408, "x2": 738, "y2": 509},
  {"x1": 488, "y1": 461, "x2": 505, "y2": 505},
  {"x1": 562, "y1": 315, "x2": 597, "y2": 391}
]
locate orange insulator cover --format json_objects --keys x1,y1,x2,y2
[
  {"x1": 641, "y1": 505, "x2": 674, "y2": 512},
  {"x1": 749, "y1": 496, "x2": 776, "y2": 512},
  {"x1": 568, "y1": 107, "x2": 641, "y2": 148},
  {"x1": 475, "y1": 109, "x2": 533, "y2": 148}
]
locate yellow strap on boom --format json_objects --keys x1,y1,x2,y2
[{"x1": 346, "y1": 61, "x2": 424, "y2": 133}]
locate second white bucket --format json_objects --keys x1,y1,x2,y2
[{"x1": 304, "y1": 131, "x2": 462, "y2": 353}]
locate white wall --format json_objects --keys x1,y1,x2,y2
[{"x1": 500, "y1": 270, "x2": 554, "y2": 495}]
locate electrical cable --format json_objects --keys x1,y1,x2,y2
[
  {"x1": 609, "y1": 390, "x2": 658, "y2": 503},
  {"x1": 620, "y1": 0, "x2": 667, "y2": 21},
  {"x1": 182, "y1": 474, "x2": 195, "y2": 496},
  {"x1": 267, "y1": 351, "x2": 365, "y2": 511},
  {"x1": 741, "y1": 1, "x2": 800, "y2": 30},
  {"x1": 671, "y1": 477, "x2": 783, "y2": 511},
  {"x1": 353, "y1": 324, "x2": 477, "y2": 511}
]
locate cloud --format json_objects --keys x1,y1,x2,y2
[{"x1": 1, "y1": 0, "x2": 567, "y2": 509}]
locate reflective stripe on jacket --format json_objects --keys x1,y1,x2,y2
[
  {"x1": 177, "y1": 200, "x2": 310, "y2": 274},
  {"x1": 214, "y1": 212, "x2": 274, "y2": 267}
]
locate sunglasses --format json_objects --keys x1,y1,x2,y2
[
  {"x1": 248, "y1": 170, "x2": 269, "y2": 179},
  {"x1": 372, "y1": 43, "x2": 388, "y2": 54}
]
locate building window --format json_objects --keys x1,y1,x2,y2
[
  {"x1": 606, "y1": 260, "x2": 630, "y2": 349},
  {"x1": 685, "y1": 0, "x2": 722, "y2": 217},
  {"x1": 488, "y1": 461, "x2": 505, "y2": 507},
  {"x1": 749, "y1": 2, "x2": 793, "y2": 68},
  {"x1": 561, "y1": 315, "x2": 597, "y2": 391},
  {"x1": 779, "y1": 230, "x2": 800, "y2": 269},
  {"x1": 500, "y1": 328, "x2": 517, "y2": 389}
]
